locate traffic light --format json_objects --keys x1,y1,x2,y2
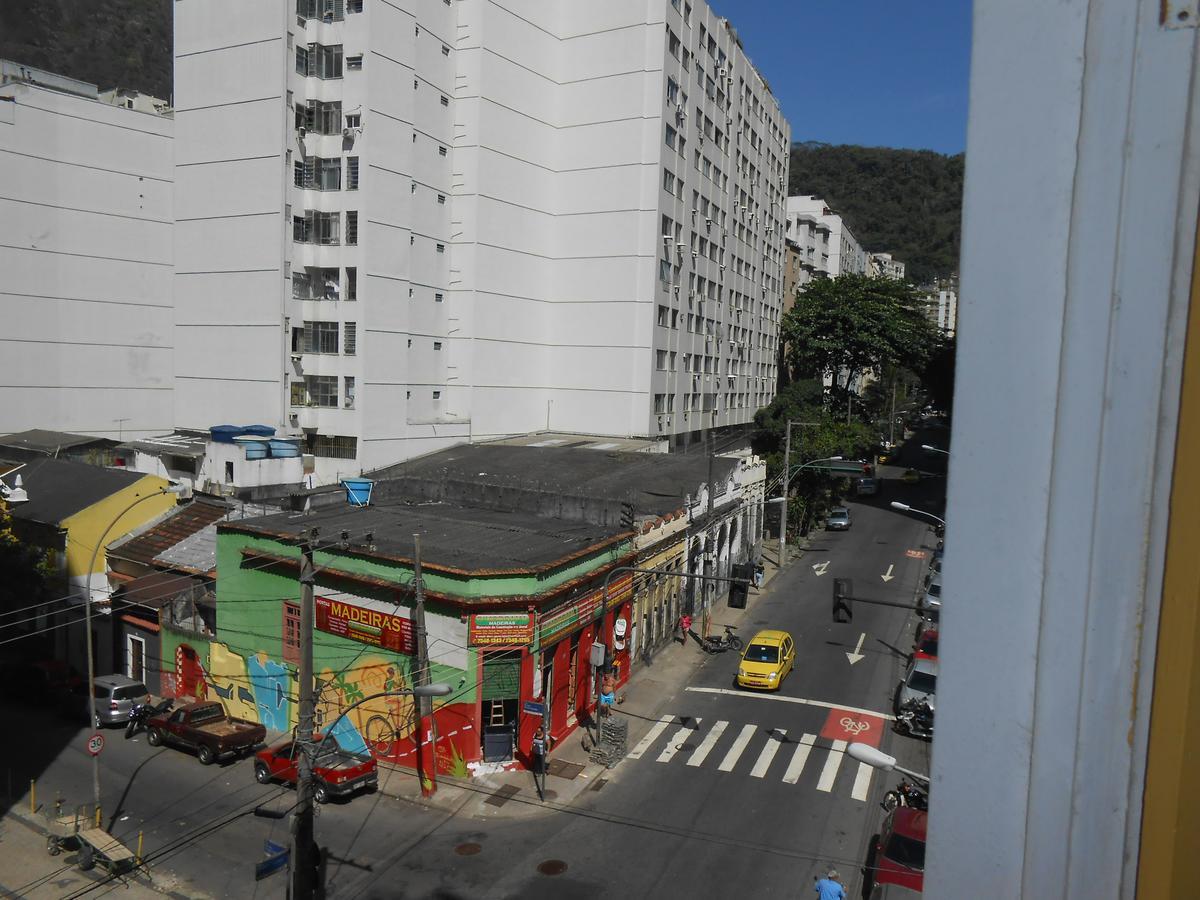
[
  {"x1": 728, "y1": 563, "x2": 751, "y2": 609},
  {"x1": 833, "y1": 577, "x2": 853, "y2": 623}
]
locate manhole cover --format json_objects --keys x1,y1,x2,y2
[
  {"x1": 537, "y1": 860, "x2": 568, "y2": 876},
  {"x1": 455, "y1": 843, "x2": 482, "y2": 856}
]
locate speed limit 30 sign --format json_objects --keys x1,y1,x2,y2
[{"x1": 86, "y1": 733, "x2": 105, "y2": 756}]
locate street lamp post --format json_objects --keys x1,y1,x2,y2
[
  {"x1": 780, "y1": 455, "x2": 845, "y2": 567},
  {"x1": 920, "y1": 444, "x2": 949, "y2": 456},
  {"x1": 83, "y1": 483, "x2": 186, "y2": 815},
  {"x1": 889, "y1": 501, "x2": 946, "y2": 529},
  {"x1": 847, "y1": 742, "x2": 930, "y2": 787}
]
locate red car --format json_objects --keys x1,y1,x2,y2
[
  {"x1": 253, "y1": 733, "x2": 378, "y2": 803},
  {"x1": 873, "y1": 807, "x2": 927, "y2": 892},
  {"x1": 913, "y1": 629, "x2": 939, "y2": 661}
]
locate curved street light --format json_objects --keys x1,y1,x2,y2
[
  {"x1": 847, "y1": 741, "x2": 931, "y2": 786},
  {"x1": 83, "y1": 482, "x2": 188, "y2": 811},
  {"x1": 780, "y1": 456, "x2": 846, "y2": 568},
  {"x1": 890, "y1": 500, "x2": 946, "y2": 528},
  {"x1": 921, "y1": 444, "x2": 949, "y2": 456}
]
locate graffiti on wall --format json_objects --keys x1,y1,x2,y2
[{"x1": 160, "y1": 629, "x2": 475, "y2": 776}]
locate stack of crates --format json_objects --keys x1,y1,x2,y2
[{"x1": 589, "y1": 716, "x2": 628, "y2": 768}]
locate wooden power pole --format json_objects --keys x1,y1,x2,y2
[{"x1": 292, "y1": 528, "x2": 318, "y2": 899}]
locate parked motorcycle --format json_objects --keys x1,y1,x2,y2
[
  {"x1": 125, "y1": 698, "x2": 174, "y2": 739},
  {"x1": 894, "y1": 698, "x2": 934, "y2": 739},
  {"x1": 700, "y1": 624, "x2": 743, "y2": 653},
  {"x1": 882, "y1": 779, "x2": 929, "y2": 812}
]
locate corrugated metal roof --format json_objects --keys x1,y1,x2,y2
[{"x1": 108, "y1": 499, "x2": 229, "y2": 567}]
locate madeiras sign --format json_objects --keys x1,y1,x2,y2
[{"x1": 316, "y1": 596, "x2": 416, "y2": 655}]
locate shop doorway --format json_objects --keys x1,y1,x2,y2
[{"x1": 481, "y1": 650, "x2": 521, "y2": 762}]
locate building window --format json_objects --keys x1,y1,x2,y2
[
  {"x1": 346, "y1": 267, "x2": 357, "y2": 301},
  {"x1": 436, "y1": 193, "x2": 446, "y2": 204},
  {"x1": 432, "y1": 390, "x2": 442, "y2": 399},
  {"x1": 438, "y1": 145, "x2": 447, "y2": 156},
  {"x1": 283, "y1": 602, "x2": 301, "y2": 665},
  {"x1": 347, "y1": 54, "x2": 363, "y2": 70},
  {"x1": 346, "y1": 157, "x2": 359, "y2": 190},
  {"x1": 345, "y1": 211, "x2": 358, "y2": 245},
  {"x1": 434, "y1": 292, "x2": 444, "y2": 302},
  {"x1": 348, "y1": 0, "x2": 363, "y2": 12},
  {"x1": 667, "y1": 27, "x2": 680, "y2": 59},
  {"x1": 318, "y1": 157, "x2": 341, "y2": 190},
  {"x1": 305, "y1": 374, "x2": 339, "y2": 407},
  {"x1": 666, "y1": 77, "x2": 678, "y2": 105},
  {"x1": 300, "y1": 100, "x2": 342, "y2": 134},
  {"x1": 345, "y1": 112, "x2": 361, "y2": 129},
  {"x1": 442, "y1": 44, "x2": 451, "y2": 56},
  {"x1": 440, "y1": 95, "x2": 449, "y2": 106},
  {"x1": 300, "y1": 321, "x2": 339, "y2": 354},
  {"x1": 665, "y1": 124, "x2": 677, "y2": 150},
  {"x1": 308, "y1": 434, "x2": 358, "y2": 459},
  {"x1": 295, "y1": 45, "x2": 309, "y2": 75},
  {"x1": 344, "y1": 322, "x2": 356, "y2": 355},
  {"x1": 657, "y1": 305, "x2": 670, "y2": 327},
  {"x1": 433, "y1": 341, "x2": 442, "y2": 350},
  {"x1": 299, "y1": 0, "x2": 345, "y2": 20},
  {"x1": 435, "y1": 243, "x2": 445, "y2": 253},
  {"x1": 301, "y1": 43, "x2": 343, "y2": 79},
  {"x1": 344, "y1": 376, "x2": 356, "y2": 407},
  {"x1": 654, "y1": 393, "x2": 667, "y2": 414},
  {"x1": 656, "y1": 349, "x2": 668, "y2": 368}
]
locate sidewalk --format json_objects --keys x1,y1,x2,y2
[
  {"x1": 0, "y1": 804, "x2": 203, "y2": 900},
  {"x1": 375, "y1": 537, "x2": 803, "y2": 819}
]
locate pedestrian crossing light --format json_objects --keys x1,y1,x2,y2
[{"x1": 833, "y1": 577, "x2": 853, "y2": 623}]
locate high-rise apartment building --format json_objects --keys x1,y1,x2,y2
[{"x1": 174, "y1": 0, "x2": 789, "y2": 480}]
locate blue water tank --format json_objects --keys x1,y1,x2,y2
[
  {"x1": 209, "y1": 425, "x2": 240, "y2": 443},
  {"x1": 241, "y1": 425, "x2": 276, "y2": 438},
  {"x1": 342, "y1": 478, "x2": 374, "y2": 507}
]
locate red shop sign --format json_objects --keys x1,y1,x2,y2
[{"x1": 316, "y1": 596, "x2": 415, "y2": 655}]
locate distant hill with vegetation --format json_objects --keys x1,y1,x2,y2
[
  {"x1": 789, "y1": 142, "x2": 964, "y2": 285},
  {"x1": 0, "y1": 0, "x2": 172, "y2": 100}
]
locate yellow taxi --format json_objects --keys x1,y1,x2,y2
[{"x1": 736, "y1": 630, "x2": 796, "y2": 691}]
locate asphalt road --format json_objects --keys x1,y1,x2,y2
[{"x1": 0, "y1": 449, "x2": 946, "y2": 900}]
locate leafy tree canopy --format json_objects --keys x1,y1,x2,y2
[
  {"x1": 789, "y1": 142, "x2": 963, "y2": 285},
  {"x1": 780, "y1": 274, "x2": 940, "y2": 392}
]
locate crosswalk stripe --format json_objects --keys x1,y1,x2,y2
[
  {"x1": 749, "y1": 728, "x2": 787, "y2": 778},
  {"x1": 717, "y1": 723, "x2": 758, "y2": 772},
  {"x1": 657, "y1": 719, "x2": 702, "y2": 763},
  {"x1": 851, "y1": 761, "x2": 873, "y2": 802},
  {"x1": 816, "y1": 739, "x2": 847, "y2": 792},
  {"x1": 628, "y1": 714, "x2": 673, "y2": 760},
  {"x1": 686, "y1": 720, "x2": 728, "y2": 767},
  {"x1": 781, "y1": 733, "x2": 816, "y2": 784}
]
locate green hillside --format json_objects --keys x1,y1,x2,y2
[
  {"x1": 0, "y1": 0, "x2": 172, "y2": 100},
  {"x1": 789, "y1": 142, "x2": 964, "y2": 285}
]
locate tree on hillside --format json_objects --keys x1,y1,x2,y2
[
  {"x1": 780, "y1": 275, "x2": 940, "y2": 393},
  {"x1": 789, "y1": 142, "x2": 964, "y2": 284}
]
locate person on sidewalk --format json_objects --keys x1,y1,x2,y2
[
  {"x1": 678, "y1": 613, "x2": 693, "y2": 646},
  {"x1": 813, "y1": 869, "x2": 846, "y2": 900}
]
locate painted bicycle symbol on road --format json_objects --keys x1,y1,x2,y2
[{"x1": 839, "y1": 716, "x2": 872, "y2": 737}]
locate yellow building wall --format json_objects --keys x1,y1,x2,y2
[{"x1": 60, "y1": 475, "x2": 177, "y2": 581}]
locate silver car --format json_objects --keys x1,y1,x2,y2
[
  {"x1": 826, "y1": 507, "x2": 852, "y2": 530},
  {"x1": 90, "y1": 675, "x2": 150, "y2": 727},
  {"x1": 897, "y1": 658, "x2": 938, "y2": 712},
  {"x1": 921, "y1": 572, "x2": 943, "y2": 610}
]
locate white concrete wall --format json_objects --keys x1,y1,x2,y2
[
  {"x1": 0, "y1": 82, "x2": 174, "y2": 439},
  {"x1": 787, "y1": 195, "x2": 864, "y2": 277},
  {"x1": 927, "y1": 0, "x2": 1199, "y2": 895}
]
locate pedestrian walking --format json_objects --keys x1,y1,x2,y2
[
  {"x1": 813, "y1": 869, "x2": 846, "y2": 900},
  {"x1": 678, "y1": 612, "x2": 693, "y2": 646},
  {"x1": 531, "y1": 726, "x2": 547, "y2": 800}
]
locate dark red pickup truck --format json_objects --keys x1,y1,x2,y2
[
  {"x1": 146, "y1": 700, "x2": 266, "y2": 764},
  {"x1": 253, "y1": 734, "x2": 378, "y2": 803}
]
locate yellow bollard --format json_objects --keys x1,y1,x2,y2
[
  {"x1": 29, "y1": 779, "x2": 34, "y2": 814},
  {"x1": 94, "y1": 805, "x2": 101, "y2": 828},
  {"x1": 136, "y1": 830, "x2": 143, "y2": 865}
]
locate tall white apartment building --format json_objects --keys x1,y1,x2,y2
[
  {"x1": 868, "y1": 251, "x2": 905, "y2": 280},
  {"x1": 174, "y1": 0, "x2": 789, "y2": 479},
  {"x1": 0, "y1": 62, "x2": 174, "y2": 440},
  {"x1": 786, "y1": 195, "x2": 865, "y2": 277}
]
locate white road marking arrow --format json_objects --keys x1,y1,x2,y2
[
  {"x1": 812, "y1": 561, "x2": 830, "y2": 576},
  {"x1": 881, "y1": 564, "x2": 895, "y2": 583},
  {"x1": 846, "y1": 632, "x2": 867, "y2": 665}
]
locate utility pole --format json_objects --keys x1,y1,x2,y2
[
  {"x1": 292, "y1": 528, "x2": 318, "y2": 900},
  {"x1": 705, "y1": 433, "x2": 715, "y2": 633},
  {"x1": 412, "y1": 533, "x2": 435, "y2": 797},
  {"x1": 779, "y1": 421, "x2": 818, "y2": 568},
  {"x1": 889, "y1": 380, "x2": 898, "y2": 447}
]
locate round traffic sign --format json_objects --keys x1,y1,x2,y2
[{"x1": 86, "y1": 733, "x2": 105, "y2": 757}]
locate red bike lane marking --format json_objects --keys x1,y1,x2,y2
[{"x1": 820, "y1": 707, "x2": 885, "y2": 747}]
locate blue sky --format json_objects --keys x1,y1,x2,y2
[{"x1": 707, "y1": 0, "x2": 972, "y2": 155}]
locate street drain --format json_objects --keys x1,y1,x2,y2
[
  {"x1": 537, "y1": 859, "x2": 568, "y2": 876},
  {"x1": 455, "y1": 843, "x2": 482, "y2": 856}
]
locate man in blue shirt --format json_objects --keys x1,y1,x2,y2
[{"x1": 814, "y1": 869, "x2": 847, "y2": 900}]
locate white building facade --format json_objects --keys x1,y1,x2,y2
[
  {"x1": 0, "y1": 62, "x2": 174, "y2": 440},
  {"x1": 868, "y1": 251, "x2": 905, "y2": 280},
  {"x1": 172, "y1": 0, "x2": 788, "y2": 480},
  {"x1": 785, "y1": 195, "x2": 865, "y2": 277}
]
